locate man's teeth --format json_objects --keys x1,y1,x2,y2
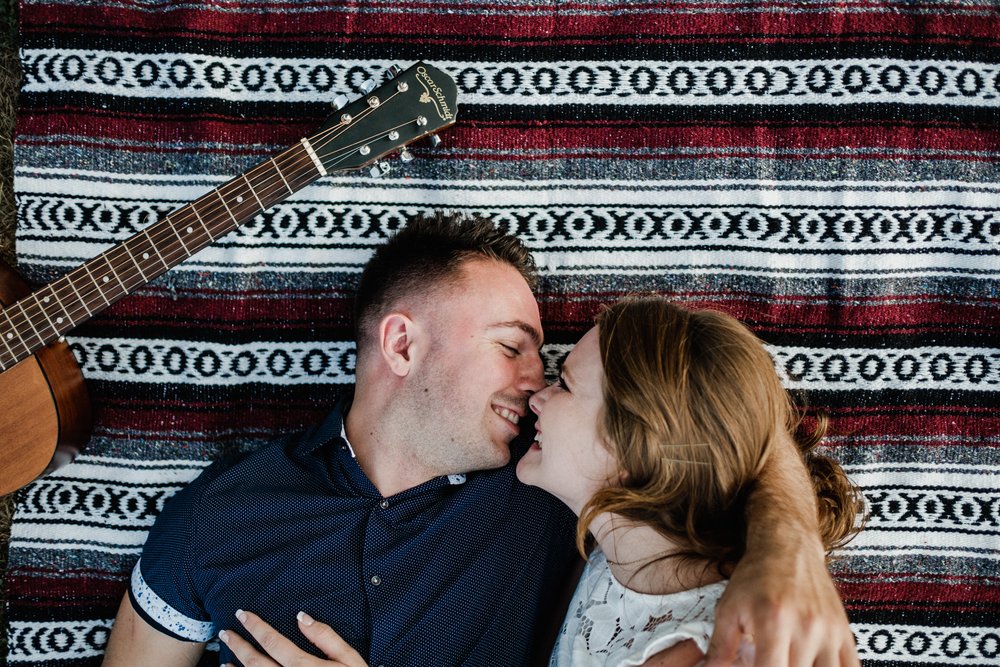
[
  {"x1": 534, "y1": 432, "x2": 542, "y2": 448},
  {"x1": 494, "y1": 407, "x2": 519, "y2": 425}
]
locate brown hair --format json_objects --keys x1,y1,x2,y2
[
  {"x1": 578, "y1": 296, "x2": 863, "y2": 570},
  {"x1": 353, "y1": 212, "x2": 537, "y2": 353}
]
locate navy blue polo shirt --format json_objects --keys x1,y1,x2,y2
[{"x1": 129, "y1": 391, "x2": 578, "y2": 666}]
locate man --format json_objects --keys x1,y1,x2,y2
[{"x1": 103, "y1": 212, "x2": 858, "y2": 666}]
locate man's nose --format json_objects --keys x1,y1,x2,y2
[{"x1": 518, "y1": 350, "x2": 546, "y2": 393}]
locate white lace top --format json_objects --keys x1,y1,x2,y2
[{"x1": 550, "y1": 548, "x2": 728, "y2": 667}]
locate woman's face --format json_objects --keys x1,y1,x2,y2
[{"x1": 515, "y1": 326, "x2": 619, "y2": 515}]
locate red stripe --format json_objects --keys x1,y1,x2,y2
[
  {"x1": 82, "y1": 402, "x2": 1000, "y2": 440},
  {"x1": 539, "y1": 295, "x2": 1000, "y2": 335},
  {"x1": 6, "y1": 571, "x2": 126, "y2": 601},
  {"x1": 825, "y1": 411, "x2": 1000, "y2": 439},
  {"x1": 94, "y1": 403, "x2": 332, "y2": 435},
  {"x1": 74, "y1": 291, "x2": 999, "y2": 340},
  {"x1": 841, "y1": 581, "x2": 1000, "y2": 605},
  {"x1": 17, "y1": 113, "x2": 1000, "y2": 157},
  {"x1": 20, "y1": 4, "x2": 1000, "y2": 44}
]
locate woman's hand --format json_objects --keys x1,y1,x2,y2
[{"x1": 219, "y1": 609, "x2": 368, "y2": 667}]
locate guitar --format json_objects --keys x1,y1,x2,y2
[{"x1": 0, "y1": 61, "x2": 458, "y2": 496}]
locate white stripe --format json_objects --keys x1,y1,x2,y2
[
  {"x1": 20, "y1": 245, "x2": 994, "y2": 279},
  {"x1": 7, "y1": 619, "x2": 111, "y2": 662},
  {"x1": 852, "y1": 623, "x2": 1000, "y2": 664},
  {"x1": 770, "y1": 345, "x2": 1000, "y2": 392},
  {"x1": 44, "y1": 454, "x2": 210, "y2": 484},
  {"x1": 131, "y1": 560, "x2": 215, "y2": 641},
  {"x1": 10, "y1": 526, "x2": 150, "y2": 553},
  {"x1": 56, "y1": 335, "x2": 1000, "y2": 390},
  {"x1": 67, "y1": 336, "x2": 357, "y2": 385},
  {"x1": 844, "y1": 464, "x2": 1000, "y2": 488},
  {"x1": 20, "y1": 52, "x2": 1000, "y2": 108}
]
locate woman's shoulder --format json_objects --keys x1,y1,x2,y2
[{"x1": 557, "y1": 550, "x2": 728, "y2": 666}]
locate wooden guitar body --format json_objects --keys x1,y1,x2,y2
[{"x1": 0, "y1": 259, "x2": 92, "y2": 496}]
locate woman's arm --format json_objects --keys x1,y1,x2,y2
[
  {"x1": 704, "y1": 430, "x2": 859, "y2": 667},
  {"x1": 641, "y1": 639, "x2": 704, "y2": 667}
]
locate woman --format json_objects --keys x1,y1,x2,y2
[{"x1": 220, "y1": 296, "x2": 863, "y2": 667}]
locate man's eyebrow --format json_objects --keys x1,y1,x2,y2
[{"x1": 490, "y1": 321, "x2": 544, "y2": 348}]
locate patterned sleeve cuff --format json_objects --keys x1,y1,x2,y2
[{"x1": 128, "y1": 559, "x2": 215, "y2": 642}]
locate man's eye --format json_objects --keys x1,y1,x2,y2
[
  {"x1": 557, "y1": 376, "x2": 569, "y2": 391},
  {"x1": 501, "y1": 344, "x2": 519, "y2": 356}
]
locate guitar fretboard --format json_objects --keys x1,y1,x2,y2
[{"x1": 0, "y1": 142, "x2": 320, "y2": 371}]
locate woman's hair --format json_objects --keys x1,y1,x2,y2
[{"x1": 577, "y1": 296, "x2": 864, "y2": 571}]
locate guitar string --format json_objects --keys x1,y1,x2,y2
[{"x1": 0, "y1": 85, "x2": 427, "y2": 367}]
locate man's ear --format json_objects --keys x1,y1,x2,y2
[{"x1": 378, "y1": 312, "x2": 419, "y2": 377}]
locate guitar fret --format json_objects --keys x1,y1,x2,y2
[
  {"x1": 15, "y1": 300, "x2": 46, "y2": 347},
  {"x1": 30, "y1": 291, "x2": 60, "y2": 340},
  {"x1": 65, "y1": 276, "x2": 94, "y2": 318},
  {"x1": 143, "y1": 229, "x2": 171, "y2": 271},
  {"x1": 191, "y1": 205, "x2": 214, "y2": 242},
  {"x1": 170, "y1": 218, "x2": 192, "y2": 256},
  {"x1": 271, "y1": 157, "x2": 294, "y2": 194},
  {"x1": 242, "y1": 174, "x2": 265, "y2": 210},
  {"x1": 47, "y1": 281, "x2": 76, "y2": 330},
  {"x1": 0, "y1": 309, "x2": 21, "y2": 358},
  {"x1": 215, "y1": 189, "x2": 239, "y2": 224},
  {"x1": 103, "y1": 253, "x2": 130, "y2": 295},
  {"x1": 121, "y1": 241, "x2": 149, "y2": 282},
  {"x1": 81, "y1": 264, "x2": 111, "y2": 307}
]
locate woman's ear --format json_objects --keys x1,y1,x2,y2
[{"x1": 378, "y1": 312, "x2": 419, "y2": 377}]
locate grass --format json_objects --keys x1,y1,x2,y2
[{"x1": 0, "y1": 0, "x2": 19, "y2": 662}]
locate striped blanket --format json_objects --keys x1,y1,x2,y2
[{"x1": 6, "y1": 1, "x2": 999, "y2": 665}]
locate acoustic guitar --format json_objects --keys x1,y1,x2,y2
[{"x1": 0, "y1": 61, "x2": 458, "y2": 495}]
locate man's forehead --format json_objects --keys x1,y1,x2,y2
[{"x1": 488, "y1": 320, "x2": 544, "y2": 347}]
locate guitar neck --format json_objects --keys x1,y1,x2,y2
[{"x1": 0, "y1": 140, "x2": 323, "y2": 372}]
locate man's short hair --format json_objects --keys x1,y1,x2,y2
[{"x1": 353, "y1": 212, "x2": 538, "y2": 351}]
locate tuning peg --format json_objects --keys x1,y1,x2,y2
[
  {"x1": 427, "y1": 134, "x2": 442, "y2": 147},
  {"x1": 359, "y1": 78, "x2": 376, "y2": 94},
  {"x1": 384, "y1": 65, "x2": 402, "y2": 81},
  {"x1": 399, "y1": 148, "x2": 414, "y2": 162},
  {"x1": 331, "y1": 94, "x2": 349, "y2": 110},
  {"x1": 369, "y1": 161, "x2": 391, "y2": 178}
]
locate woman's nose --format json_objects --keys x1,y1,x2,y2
[{"x1": 528, "y1": 382, "x2": 555, "y2": 415}]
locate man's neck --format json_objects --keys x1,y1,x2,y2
[{"x1": 344, "y1": 400, "x2": 441, "y2": 498}]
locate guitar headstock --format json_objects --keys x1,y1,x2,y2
[{"x1": 308, "y1": 62, "x2": 458, "y2": 175}]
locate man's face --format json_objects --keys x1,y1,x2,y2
[{"x1": 409, "y1": 258, "x2": 545, "y2": 475}]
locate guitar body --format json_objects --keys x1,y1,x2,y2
[{"x1": 0, "y1": 259, "x2": 92, "y2": 496}]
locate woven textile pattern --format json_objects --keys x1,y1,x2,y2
[{"x1": 6, "y1": 1, "x2": 1000, "y2": 665}]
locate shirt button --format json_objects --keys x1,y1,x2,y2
[
  {"x1": 370, "y1": 575, "x2": 382, "y2": 586},
  {"x1": 379, "y1": 500, "x2": 389, "y2": 510}
]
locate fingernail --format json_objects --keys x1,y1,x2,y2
[
  {"x1": 297, "y1": 610, "x2": 315, "y2": 626},
  {"x1": 235, "y1": 609, "x2": 247, "y2": 623},
  {"x1": 219, "y1": 629, "x2": 230, "y2": 644}
]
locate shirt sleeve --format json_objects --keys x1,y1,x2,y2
[{"x1": 127, "y1": 468, "x2": 217, "y2": 642}]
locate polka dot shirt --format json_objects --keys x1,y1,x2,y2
[{"x1": 130, "y1": 391, "x2": 578, "y2": 666}]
